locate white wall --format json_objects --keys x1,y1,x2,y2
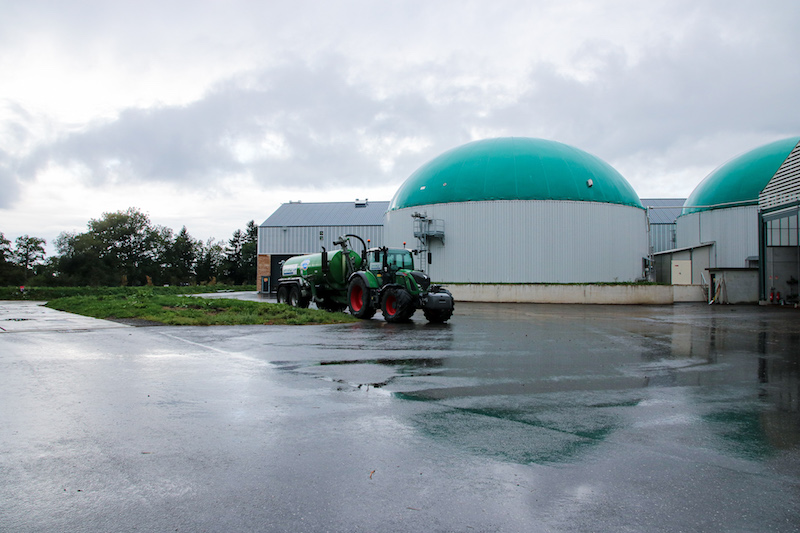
[
  {"x1": 446, "y1": 283, "x2": 705, "y2": 304},
  {"x1": 258, "y1": 225, "x2": 384, "y2": 255},
  {"x1": 676, "y1": 206, "x2": 758, "y2": 268},
  {"x1": 384, "y1": 200, "x2": 648, "y2": 283}
]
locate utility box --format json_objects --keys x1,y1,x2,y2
[{"x1": 671, "y1": 260, "x2": 692, "y2": 285}]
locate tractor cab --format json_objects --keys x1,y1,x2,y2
[
  {"x1": 367, "y1": 247, "x2": 414, "y2": 275},
  {"x1": 366, "y1": 247, "x2": 431, "y2": 291}
]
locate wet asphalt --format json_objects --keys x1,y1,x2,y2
[{"x1": 1, "y1": 299, "x2": 799, "y2": 532}]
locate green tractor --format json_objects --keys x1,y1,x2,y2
[{"x1": 276, "y1": 234, "x2": 454, "y2": 323}]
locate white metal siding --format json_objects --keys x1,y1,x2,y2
[
  {"x1": 759, "y1": 140, "x2": 800, "y2": 210},
  {"x1": 258, "y1": 225, "x2": 384, "y2": 255},
  {"x1": 676, "y1": 212, "x2": 701, "y2": 249},
  {"x1": 676, "y1": 206, "x2": 757, "y2": 268},
  {"x1": 650, "y1": 224, "x2": 677, "y2": 253},
  {"x1": 384, "y1": 200, "x2": 648, "y2": 283}
]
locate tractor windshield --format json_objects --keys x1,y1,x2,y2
[
  {"x1": 370, "y1": 248, "x2": 415, "y2": 271},
  {"x1": 386, "y1": 249, "x2": 414, "y2": 270}
]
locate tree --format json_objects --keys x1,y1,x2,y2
[
  {"x1": 0, "y1": 233, "x2": 10, "y2": 262},
  {"x1": 224, "y1": 229, "x2": 245, "y2": 284},
  {"x1": 223, "y1": 221, "x2": 257, "y2": 285},
  {"x1": 55, "y1": 230, "x2": 112, "y2": 285},
  {"x1": 11, "y1": 235, "x2": 46, "y2": 283},
  {"x1": 0, "y1": 232, "x2": 23, "y2": 285},
  {"x1": 14, "y1": 211, "x2": 257, "y2": 287},
  {"x1": 87, "y1": 207, "x2": 160, "y2": 284},
  {"x1": 241, "y1": 220, "x2": 258, "y2": 284},
  {"x1": 55, "y1": 208, "x2": 164, "y2": 286},
  {"x1": 163, "y1": 226, "x2": 198, "y2": 285},
  {"x1": 196, "y1": 238, "x2": 225, "y2": 284}
]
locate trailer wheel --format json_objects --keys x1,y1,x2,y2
[
  {"x1": 276, "y1": 285, "x2": 289, "y2": 305},
  {"x1": 297, "y1": 294, "x2": 311, "y2": 308},
  {"x1": 382, "y1": 287, "x2": 415, "y2": 323},
  {"x1": 286, "y1": 285, "x2": 310, "y2": 308},
  {"x1": 288, "y1": 285, "x2": 301, "y2": 307},
  {"x1": 348, "y1": 277, "x2": 375, "y2": 319}
]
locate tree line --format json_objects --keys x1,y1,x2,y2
[{"x1": 1, "y1": 207, "x2": 258, "y2": 287}]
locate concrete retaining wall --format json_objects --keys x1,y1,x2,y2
[
  {"x1": 673, "y1": 285, "x2": 706, "y2": 302},
  {"x1": 446, "y1": 284, "x2": 706, "y2": 304}
]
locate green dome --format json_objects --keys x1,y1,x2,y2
[
  {"x1": 389, "y1": 137, "x2": 643, "y2": 211},
  {"x1": 682, "y1": 137, "x2": 800, "y2": 215}
]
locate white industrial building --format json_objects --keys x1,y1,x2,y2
[
  {"x1": 255, "y1": 135, "x2": 800, "y2": 305},
  {"x1": 759, "y1": 140, "x2": 800, "y2": 304},
  {"x1": 655, "y1": 137, "x2": 800, "y2": 303},
  {"x1": 383, "y1": 137, "x2": 649, "y2": 284}
]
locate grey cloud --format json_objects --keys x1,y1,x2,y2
[
  {"x1": 487, "y1": 9, "x2": 800, "y2": 165},
  {"x1": 17, "y1": 57, "x2": 481, "y2": 191},
  {"x1": 0, "y1": 149, "x2": 21, "y2": 208},
  {"x1": 11, "y1": 1, "x2": 800, "y2": 202},
  {"x1": 0, "y1": 102, "x2": 36, "y2": 208}
]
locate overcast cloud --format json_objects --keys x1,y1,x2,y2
[{"x1": 1, "y1": 0, "x2": 799, "y2": 250}]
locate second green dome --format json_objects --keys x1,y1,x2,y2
[{"x1": 682, "y1": 137, "x2": 800, "y2": 215}]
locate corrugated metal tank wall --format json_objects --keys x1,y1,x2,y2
[
  {"x1": 259, "y1": 226, "x2": 384, "y2": 255},
  {"x1": 675, "y1": 212, "x2": 701, "y2": 249},
  {"x1": 384, "y1": 200, "x2": 648, "y2": 283},
  {"x1": 649, "y1": 224, "x2": 677, "y2": 253},
  {"x1": 676, "y1": 206, "x2": 757, "y2": 268}
]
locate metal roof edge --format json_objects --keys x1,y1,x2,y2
[
  {"x1": 679, "y1": 201, "x2": 757, "y2": 217},
  {"x1": 653, "y1": 242, "x2": 715, "y2": 256},
  {"x1": 389, "y1": 198, "x2": 646, "y2": 212}
]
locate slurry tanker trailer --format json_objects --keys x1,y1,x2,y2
[{"x1": 276, "y1": 234, "x2": 454, "y2": 323}]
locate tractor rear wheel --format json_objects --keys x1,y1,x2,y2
[
  {"x1": 348, "y1": 277, "x2": 375, "y2": 319},
  {"x1": 381, "y1": 287, "x2": 415, "y2": 323}
]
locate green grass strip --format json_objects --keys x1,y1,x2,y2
[
  {"x1": 45, "y1": 293, "x2": 357, "y2": 326},
  {"x1": 1, "y1": 285, "x2": 257, "y2": 301}
]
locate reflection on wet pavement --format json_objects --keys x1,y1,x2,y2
[
  {"x1": 4, "y1": 300, "x2": 800, "y2": 532},
  {"x1": 274, "y1": 303, "x2": 800, "y2": 467}
]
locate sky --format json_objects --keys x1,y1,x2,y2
[{"x1": 1, "y1": 0, "x2": 799, "y2": 254}]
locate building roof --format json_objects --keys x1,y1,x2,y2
[
  {"x1": 641, "y1": 198, "x2": 686, "y2": 224},
  {"x1": 389, "y1": 137, "x2": 643, "y2": 211},
  {"x1": 260, "y1": 201, "x2": 389, "y2": 227},
  {"x1": 682, "y1": 137, "x2": 800, "y2": 215}
]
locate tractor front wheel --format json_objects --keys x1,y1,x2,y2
[
  {"x1": 348, "y1": 277, "x2": 375, "y2": 319},
  {"x1": 381, "y1": 287, "x2": 415, "y2": 323}
]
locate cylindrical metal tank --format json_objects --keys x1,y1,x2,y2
[
  {"x1": 281, "y1": 249, "x2": 362, "y2": 290},
  {"x1": 383, "y1": 137, "x2": 649, "y2": 283},
  {"x1": 676, "y1": 137, "x2": 800, "y2": 269}
]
